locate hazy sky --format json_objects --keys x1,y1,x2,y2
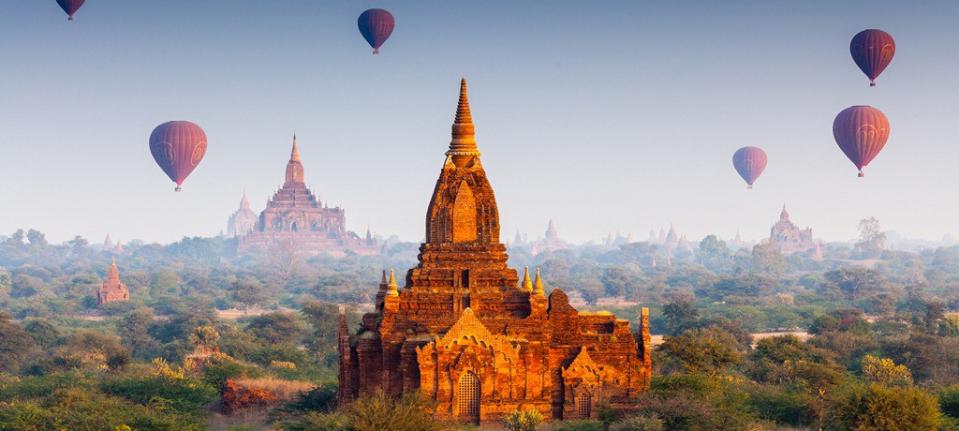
[{"x1": 1, "y1": 0, "x2": 958, "y2": 245}]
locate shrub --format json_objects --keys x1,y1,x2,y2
[
  {"x1": 550, "y1": 420, "x2": 604, "y2": 431},
  {"x1": 503, "y1": 408, "x2": 544, "y2": 431},
  {"x1": 100, "y1": 375, "x2": 218, "y2": 414},
  {"x1": 610, "y1": 415, "x2": 665, "y2": 431},
  {"x1": 827, "y1": 383, "x2": 941, "y2": 431}
]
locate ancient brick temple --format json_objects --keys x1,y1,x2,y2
[
  {"x1": 769, "y1": 205, "x2": 821, "y2": 258},
  {"x1": 338, "y1": 79, "x2": 651, "y2": 424},
  {"x1": 236, "y1": 136, "x2": 378, "y2": 257},
  {"x1": 97, "y1": 259, "x2": 129, "y2": 306}
]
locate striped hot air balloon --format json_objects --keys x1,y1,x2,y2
[
  {"x1": 850, "y1": 29, "x2": 896, "y2": 87},
  {"x1": 732, "y1": 146, "x2": 767, "y2": 189},
  {"x1": 357, "y1": 9, "x2": 395, "y2": 54},
  {"x1": 56, "y1": 0, "x2": 85, "y2": 21},
  {"x1": 149, "y1": 121, "x2": 208, "y2": 192},
  {"x1": 832, "y1": 106, "x2": 890, "y2": 177}
]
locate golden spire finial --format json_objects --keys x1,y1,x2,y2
[
  {"x1": 522, "y1": 266, "x2": 533, "y2": 292},
  {"x1": 291, "y1": 134, "x2": 301, "y2": 162},
  {"x1": 533, "y1": 268, "x2": 545, "y2": 296},
  {"x1": 387, "y1": 269, "x2": 399, "y2": 296},
  {"x1": 447, "y1": 78, "x2": 480, "y2": 166}
]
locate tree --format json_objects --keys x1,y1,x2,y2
[
  {"x1": 23, "y1": 319, "x2": 60, "y2": 348},
  {"x1": 0, "y1": 314, "x2": 38, "y2": 373},
  {"x1": 68, "y1": 235, "x2": 89, "y2": 254},
  {"x1": 117, "y1": 308, "x2": 160, "y2": 359},
  {"x1": 230, "y1": 278, "x2": 266, "y2": 312},
  {"x1": 658, "y1": 326, "x2": 742, "y2": 375},
  {"x1": 861, "y1": 354, "x2": 912, "y2": 387},
  {"x1": 697, "y1": 235, "x2": 731, "y2": 271},
  {"x1": 856, "y1": 217, "x2": 886, "y2": 258},
  {"x1": 752, "y1": 242, "x2": 786, "y2": 275},
  {"x1": 662, "y1": 299, "x2": 699, "y2": 336},
  {"x1": 26, "y1": 229, "x2": 47, "y2": 248},
  {"x1": 827, "y1": 383, "x2": 940, "y2": 431},
  {"x1": 824, "y1": 268, "x2": 888, "y2": 301},
  {"x1": 246, "y1": 312, "x2": 304, "y2": 345}
]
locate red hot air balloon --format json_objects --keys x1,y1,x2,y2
[
  {"x1": 357, "y1": 9, "x2": 395, "y2": 54},
  {"x1": 732, "y1": 146, "x2": 767, "y2": 189},
  {"x1": 56, "y1": 0, "x2": 85, "y2": 21},
  {"x1": 850, "y1": 29, "x2": 896, "y2": 87},
  {"x1": 832, "y1": 106, "x2": 890, "y2": 178},
  {"x1": 149, "y1": 121, "x2": 208, "y2": 192}
]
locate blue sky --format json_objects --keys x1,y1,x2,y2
[{"x1": 1, "y1": 1, "x2": 957, "y2": 244}]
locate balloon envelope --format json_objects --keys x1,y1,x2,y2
[
  {"x1": 732, "y1": 146, "x2": 767, "y2": 188},
  {"x1": 357, "y1": 9, "x2": 395, "y2": 54},
  {"x1": 149, "y1": 121, "x2": 208, "y2": 191},
  {"x1": 832, "y1": 106, "x2": 890, "y2": 177},
  {"x1": 56, "y1": 0, "x2": 85, "y2": 20},
  {"x1": 850, "y1": 29, "x2": 895, "y2": 87}
]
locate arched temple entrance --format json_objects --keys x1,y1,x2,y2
[
  {"x1": 575, "y1": 389, "x2": 592, "y2": 418},
  {"x1": 457, "y1": 371, "x2": 481, "y2": 423}
]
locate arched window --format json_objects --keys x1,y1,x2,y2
[
  {"x1": 576, "y1": 390, "x2": 591, "y2": 418},
  {"x1": 457, "y1": 371, "x2": 481, "y2": 423}
]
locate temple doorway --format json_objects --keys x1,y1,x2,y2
[
  {"x1": 457, "y1": 371, "x2": 481, "y2": 424},
  {"x1": 575, "y1": 390, "x2": 592, "y2": 418}
]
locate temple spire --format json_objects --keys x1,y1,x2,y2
[
  {"x1": 522, "y1": 266, "x2": 533, "y2": 292},
  {"x1": 447, "y1": 78, "x2": 480, "y2": 166},
  {"x1": 240, "y1": 191, "x2": 250, "y2": 209},
  {"x1": 386, "y1": 269, "x2": 399, "y2": 296},
  {"x1": 291, "y1": 134, "x2": 301, "y2": 162},
  {"x1": 533, "y1": 268, "x2": 545, "y2": 296}
]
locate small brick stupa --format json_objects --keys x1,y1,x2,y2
[
  {"x1": 338, "y1": 79, "x2": 651, "y2": 425},
  {"x1": 97, "y1": 258, "x2": 129, "y2": 306}
]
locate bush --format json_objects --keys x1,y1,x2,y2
[
  {"x1": 551, "y1": 420, "x2": 604, "y2": 431},
  {"x1": 610, "y1": 415, "x2": 665, "y2": 431},
  {"x1": 503, "y1": 408, "x2": 544, "y2": 431},
  {"x1": 827, "y1": 383, "x2": 941, "y2": 431},
  {"x1": 100, "y1": 375, "x2": 218, "y2": 414}
]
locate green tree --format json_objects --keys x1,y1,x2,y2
[
  {"x1": 827, "y1": 383, "x2": 940, "y2": 431},
  {"x1": 855, "y1": 217, "x2": 886, "y2": 258},
  {"x1": 658, "y1": 326, "x2": 742, "y2": 375},
  {"x1": 246, "y1": 312, "x2": 304, "y2": 345},
  {"x1": 662, "y1": 299, "x2": 699, "y2": 336},
  {"x1": 230, "y1": 278, "x2": 266, "y2": 312},
  {"x1": 861, "y1": 354, "x2": 912, "y2": 387},
  {"x1": 0, "y1": 313, "x2": 38, "y2": 373},
  {"x1": 752, "y1": 242, "x2": 786, "y2": 275}
]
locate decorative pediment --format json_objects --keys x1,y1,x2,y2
[
  {"x1": 438, "y1": 308, "x2": 495, "y2": 348},
  {"x1": 563, "y1": 348, "x2": 610, "y2": 388}
]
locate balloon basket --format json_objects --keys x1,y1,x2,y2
[
  {"x1": 869, "y1": 82, "x2": 876, "y2": 87},
  {"x1": 175, "y1": 186, "x2": 182, "y2": 192},
  {"x1": 372, "y1": 49, "x2": 379, "y2": 55},
  {"x1": 747, "y1": 185, "x2": 753, "y2": 189},
  {"x1": 68, "y1": 16, "x2": 74, "y2": 21},
  {"x1": 857, "y1": 171, "x2": 864, "y2": 178}
]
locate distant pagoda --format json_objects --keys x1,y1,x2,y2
[
  {"x1": 236, "y1": 136, "x2": 377, "y2": 257},
  {"x1": 97, "y1": 259, "x2": 129, "y2": 306}
]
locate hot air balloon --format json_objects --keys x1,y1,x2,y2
[
  {"x1": 850, "y1": 29, "x2": 896, "y2": 87},
  {"x1": 357, "y1": 9, "x2": 395, "y2": 54},
  {"x1": 56, "y1": 0, "x2": 85, "y2": 21},
  {"x1": 732, "y1": 146, "x2": 767, "y2": 189},
  {"x1": 832, "y1": 106, "x2": 889, "y2": 177},
  {"x1": 149, "y1": 121, "x2": 208, "y2": 192}
]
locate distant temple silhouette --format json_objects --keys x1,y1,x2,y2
[
  {"x1": 337, "y1": 80, "x2": 651, "y2": 424},
  {"x1": 234, "y1": 136, "x2": 378, "y2": 257},
  {"x1": 769, "y1": 205, "x2": 821, "y2": 258},
  {"x1": 97, "y1": 259, "x2": 129, "y2": 306}
]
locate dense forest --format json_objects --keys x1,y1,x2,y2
[{"x1": 2, "y1": 222, "x2": 959, "y2": 430}]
